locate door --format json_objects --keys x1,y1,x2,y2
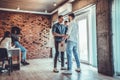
[
  {"x1": 75, "y1": 5, "x2": 97, "y2": 67},
  {"x1": 78, "y1": 16, "x2": 89, "y2": 63}
]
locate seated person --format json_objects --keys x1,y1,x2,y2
[
  {"x1": 0, "y1": 31, "x2": 12, "y2": 69},
  {"x1": 11, "y1": 26, "x2": 29, "y2": 66}
]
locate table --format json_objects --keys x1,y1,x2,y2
[{"x1": 8, "y1": 48, "x2": 21, "y2": 70}]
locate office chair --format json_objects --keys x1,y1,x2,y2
[{"x1": 0, "y1": 48, "x2": 12, "y2": 75}]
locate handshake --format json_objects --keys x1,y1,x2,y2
[{"x1": 61, "y1": 34, "x2": 69, "y2": 41}]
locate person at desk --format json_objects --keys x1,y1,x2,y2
[
  {"x1": 11, "y1": 26, "x2": 29, "y2": 66},
  {"x1": 0, "y1": 31, "x2": 12, "y2": 69}
]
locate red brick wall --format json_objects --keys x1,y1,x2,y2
[{"x1": 0, "y1": 11, "x2": 51, "y2": 59}]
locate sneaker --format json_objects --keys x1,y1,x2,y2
[
  {"x1": 61, "y1": 67, "x2": 67, "y2": 70},
  {"x1": 75, "y1": 68, "x2": 81, "y2": 72},
  {"x1": 1, "y1": 69, "x2": 8, "y2": 73},
  {"x1": 21, "y1": 61, "x2": 30, "y2": 65},
  {"x1": 62, "y1": 70, "x2": 72, "y2": 75},
  {"x1": 21, "y1": 61, "x2": 24, "y2": 65},
  {"x1": 24, "y1": 61, "x2": 30, "y2": 65},
  {"x1": 53, "y1": 68, "x2": 59, "y2": 73}
]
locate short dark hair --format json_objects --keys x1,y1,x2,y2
[
  {"x1": 58, "y1": 15, "x2": 63, "y2": 19},
  {"x1": 11, "y1": 26, "x2": 21, "y2": 34},
  {"x1": 0, "y1": 31, "x2": 11, "y2": 44},
  {"x1": 68, "y1": 13, "x2": 75, "y2": 19},
  {"x1": 4, "y1": 31, "x2": 11, "y2": 37}
]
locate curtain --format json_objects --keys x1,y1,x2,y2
[{"x1": 112, "y1": 0, "x2": 120, "y2": 75}]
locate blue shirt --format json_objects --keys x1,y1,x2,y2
[{"x1": 52, "y1": 22, "x2": 66, "y2": 42}]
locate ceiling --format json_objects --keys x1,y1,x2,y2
[{"x1": 0, "y1": 0, "x2": 70, "y2": 15}]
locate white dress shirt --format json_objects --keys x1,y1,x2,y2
[
  {"x1": 66, "y1": 20, "x2": 79, "y2": 43},
  {"x1": 0, "y1": 38, "x2": 12, "y2": 49}
]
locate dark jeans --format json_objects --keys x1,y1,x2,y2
[{"x1": 54, "y1": 41, "x2": 64, "y2": 68}]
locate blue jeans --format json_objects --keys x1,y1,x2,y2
[
  {"x1": 14, "y1": 41, "x2": 27, "y2": 61},
  {"x1": 66, "y1": 41, "x2": 80, "y2": 70}
]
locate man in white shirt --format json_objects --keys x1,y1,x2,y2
[{"x1": 62, "y1": 13, "x2": 81, "y2": 75}]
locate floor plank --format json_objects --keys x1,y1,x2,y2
[{"x1": 0, "y1": 58, "x2": 120, "y2": 80}]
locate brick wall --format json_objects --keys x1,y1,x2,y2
[{"x1": 0, "y1": 11, "x2": 51, "y2": 59}]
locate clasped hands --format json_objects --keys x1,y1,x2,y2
[
  {"x1": 60, "y1": 34, "x2": 69, "y2": 45},
  {"x1": 61, "y1": 34, "x2": 68, "y2": 40}
]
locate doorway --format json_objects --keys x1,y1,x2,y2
[
  {"x1": 78, "y1": 16, "x2": 89, "y2": 63},
  {"x1": 75, "y1": 5, "x2": 97, "y2": 67}
]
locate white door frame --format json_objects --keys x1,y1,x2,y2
[{"x1": 74, "y1": 4, "x2": 97, "y2": 67}]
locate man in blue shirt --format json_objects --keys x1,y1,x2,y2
[{"x1": 52, "y1": 15, "x2": 66, "y2": 73}]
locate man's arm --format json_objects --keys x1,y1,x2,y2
[
  {"x1": 52, "y1": 32, "x2": 65, "y2": 37},
  {"x1": 52, "y1": 24, "x2": 64, "y2": 37},
  {"x1": 64, "y1": 22, "x2": 73, "y2": 39},
  {"x1": 66, "y1": 23, "x2": 72, "y2": 36}
]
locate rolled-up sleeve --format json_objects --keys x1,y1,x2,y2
[
  {"x1": 52, "y1": 24, "x2": 56, "y2": 33},
  {"x1": 66, "y1": 23, "x2": 73, "y2": 36}
]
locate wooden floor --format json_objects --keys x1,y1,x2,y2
[{"x1": 0, "y1": 58, "x2": 120, "y2": 80}]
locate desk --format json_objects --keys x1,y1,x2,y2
[{"x1": 8, "y1": 48, "x2": 21, "y2": 70}]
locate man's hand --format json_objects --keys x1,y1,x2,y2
[
  {"x1": 65, "y1": 35, "x2": 69, "y2": 39},
  {"x1": 53, "y1": 32, "x2": 65, "y2": 37},
  {"x1": 61, "y1": 34, "x2": 65, "y2": 37},
  {"x1": 63, "y1": 35, "x2": 69, "y2": 40}
]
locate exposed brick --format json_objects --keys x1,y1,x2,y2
[{"x1": 0, "y1": 11, "x2": 51, "y2": 59}]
